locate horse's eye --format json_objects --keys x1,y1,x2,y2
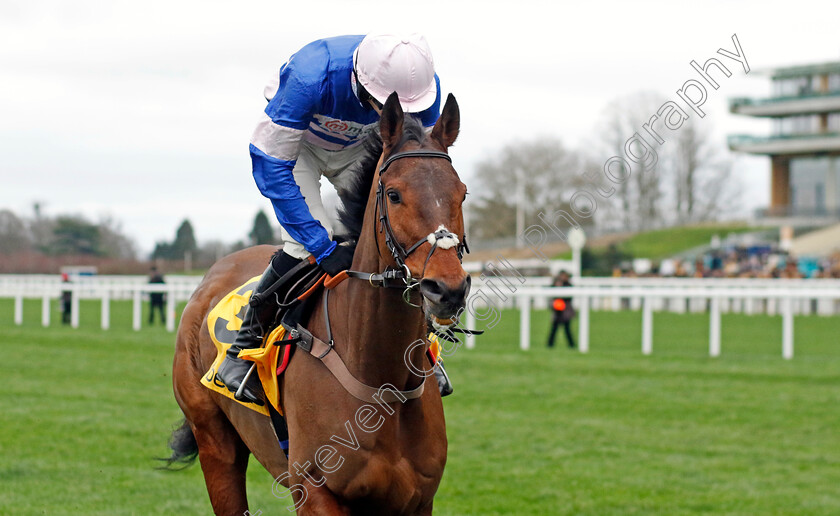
[{"x1": 387, "y1": 190, "x2": 401, "y2": 204}]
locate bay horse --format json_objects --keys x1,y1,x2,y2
[{"x1": 169, "y1": 92, "x2": 469, "y2": 515}]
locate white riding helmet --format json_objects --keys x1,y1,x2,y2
[{"x1": 352, "y1": 33, "x2": 437, "y2": 113}]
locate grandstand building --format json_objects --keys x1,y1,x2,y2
[{"x1": 729, "y1": 60, "x2": 840, "y2": 222}]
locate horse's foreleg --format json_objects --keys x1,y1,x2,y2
[{"x1": 193, "y1": 417, "x2": 251, "y2": 516}]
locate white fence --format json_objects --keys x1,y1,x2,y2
[
  {"x1": 573, "y1": 277, "x2": 840, "y2": 317},
  {"x1": 0, "y1": 274, "x2": 202, "y2": 333},
  {"x1": 473, "y1": 284, "x2": 840, "y2": 360},
  {"x1": 479, "y1": 276, "x2": 840, "y2": 316},
  {"x1": 3, "y1": 274, "x2": 840, "y2": 360}
]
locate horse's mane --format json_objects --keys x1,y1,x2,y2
[{"x1": 336, "y1": 115, "x2": 428, "y2": 244}]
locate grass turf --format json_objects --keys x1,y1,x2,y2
[
  {"x1": 617, "y1": 224, "x2": 758, "y2": 260},
  {"x1": 0, "y1": 299, "x2": 838, "y2": 515},
  {"x1": 554, "y1": 223, "x2": 760, "y2": 262}
]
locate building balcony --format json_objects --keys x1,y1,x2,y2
[
  {"x1": 754, "y1": 206, "x2": 840, "y2": 226},
  {"x1": 729, "y1": 92, "x2": 840, "y2": 117},
  {"x1": 757, "y1": 206, "x2": 840, "y2": 218},
  {"x1": 728, "y1": 132, "x2": 840, "y2": 155}
]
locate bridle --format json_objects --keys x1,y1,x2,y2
[
  {"x1": 239, "y1": 148, "x2": 478, "y2": 405},
  {"x1": 341, "y1": 148, "x2": 470, "y2": 303},
  {"x1": 377, "y1": 150, "x2": 469, "y2": 273}
]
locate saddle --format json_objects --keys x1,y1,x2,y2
[{"x1": 201, "y1": 259, "x2": 320, "y2": 396}]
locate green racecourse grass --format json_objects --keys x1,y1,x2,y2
[
  {"x1": 1, "y1": 298, "x2": 839, "y2": 515},
  {"x1": 616, "y1": 224, "x2": 757, "y2": 260},
  {"x1": 553, "y1": 223, "x2": 759, "y2": 262}
]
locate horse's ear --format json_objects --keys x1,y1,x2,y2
[
  {"x1": 380, "y1": 92, "x2": 404, "y2": 151},
  {"x1": 430, "y1": 94, "x2": 459, "y2": 149}
]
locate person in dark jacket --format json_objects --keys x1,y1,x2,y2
[
  {"x1": 60, "y1": 273, "x2": 72, "y2": 325},
  {"x1": 547, "y1": 271, "x2": 576, "y2": 349},
  {"x1": 148, "y1": 266, "x2": 166, "y2": 325}
]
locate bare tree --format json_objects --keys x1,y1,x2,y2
[
  {"x1": 28, "y1": 202, "x2": 54, "y2": 252},
  {"x1": 669, "y1": 118, "x2": 741, "y2": 223},
  {"x1": 0, "y1": 209, "x2": 31, "y2": 254},
  {"x1": 593, "y1": 91, "x2": 741, "y2": 229},
  {"x1": 597, "y1": 101, "x2": 633, "y2": 226},
  {"x1": 98, "y1": 215, "x2": 138, "y2": 260},
  {"x1": 469, "y1": 137, "x2": 591, "y2": 242},
  {"x1": 593, "y1": 92, "x2": 668, "y2": 231}
]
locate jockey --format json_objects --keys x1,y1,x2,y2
[{"x1": 218, "y1": 33, "x2": 454, "y2": 404}]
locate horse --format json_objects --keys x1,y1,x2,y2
[{"x1": 168, "y1": 92, "x2": 469, "y2": 515}]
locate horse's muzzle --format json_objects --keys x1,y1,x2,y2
[{"x1": 419, "y1": 275, "x2": 471, "y2": 320}]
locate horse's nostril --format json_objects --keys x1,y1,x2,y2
[
  {"x1": 419, "y1": 279, "x2": 446, "y2": 305},
  {"x1": 450, "y1": 277, "x2": 469, "y2": 306},
  {"x1": 420, "y1": 277, "x2": 470, "y2": 308}
]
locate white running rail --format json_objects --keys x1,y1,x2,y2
[{"x1": 3, "y1": 274, "x2": 840, "y2": 360}]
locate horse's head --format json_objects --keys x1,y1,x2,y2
[{"x1": 376, "y1": 92, "x2": 470, "y2": 329}]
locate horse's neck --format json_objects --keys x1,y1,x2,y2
[
  {"x1": 331, "y1": 179, "x2": 428, "y2": 390},
  {"x1": 335, "y1": 279, "x2": 426, "y2": 388}
]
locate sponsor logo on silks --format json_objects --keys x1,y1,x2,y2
[
  {"x1": 324, "y1": 119, "x2": 349, "y2": 132},
  {"x1": 312, "y1": 114, "x2": 371, "y2": 139}
]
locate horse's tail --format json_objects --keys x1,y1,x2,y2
[{"x1": 158, "y1": 419, "x2": 198, "y2": 470}]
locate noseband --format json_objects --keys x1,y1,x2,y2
[{"x1": 375, "y1": 149, "x2": 469, "y2": 286}]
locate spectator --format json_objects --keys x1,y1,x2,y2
[
  {"x1": 615, "y1": 246, "x2": 840, "y2": 279},
  {"x1": 547, "y1": 271, "x2": 576, "y2": 349},
  {"x1": 148, "y1": 266, "x2": 166, "y2": 325},
  {"x1": 60, "y1": 273, "x2": 72, "y2": 325}
]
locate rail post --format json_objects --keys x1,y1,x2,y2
[
  {"x1": 709, "y1": 296, "x2": 721, "y2": 357},
  {"x1": 782, "y1": 297, "x2": 794, "y2": 360},
  {"x1": 166, "y1": 285, "x2": 176, "y2": 332},
  {"x1": 465, "y1": 301, "x2": 476, "y2": 349},
  {"x1": 519, "y1": 294, "x2": 530, "y2": 351},
  {"x1": 642, "y1": 296, "x2": 653, "y2": 355},
  {"x1": 41, "y1": 294, "x2": 50, "y2": 327},
  {"x1": 71, "y1": 287, "x2": 80, "y2": 328},
  {"x1": 132, "y1": 288, "x2": 142, "y2": 331},
  {"x1": 578, "y1": 295, "x2": 590, "y2": 353},
  {"x1": 14, "y1": 294, "x2": 23, "y2": 326},
  {"x1": 101, "y1": 290, "x2": 110, "y2": 331}
]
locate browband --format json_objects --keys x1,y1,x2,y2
[{"x1": 379, "y1": 150, "x2": 452, "y2": 174}]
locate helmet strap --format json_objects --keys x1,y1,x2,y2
[
  {"x1": 368, "y1": 98, "x2": 383, "y2": 115},
  {"x1": 353, "y1": 45, "x2": 383, "y2": 113}
]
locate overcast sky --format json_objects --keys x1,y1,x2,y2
[{"x1": 1, "y1": 0, "x2": 838, "y2": 254}]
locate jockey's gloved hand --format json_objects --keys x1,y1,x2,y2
[{"x1": 319, "y1": 244, "x2": 354, "y2": 276}]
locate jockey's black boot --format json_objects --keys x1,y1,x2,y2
[
  {"x1": 433, "y1": 359, "x2": 453, "y2": 397},
  {"x1": 217, "y1": 252, "x2": 301, "y2": 405}
]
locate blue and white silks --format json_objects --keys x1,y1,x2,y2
[{"x1": 249, "y1": 35, "x2": 442, "y2": 262}]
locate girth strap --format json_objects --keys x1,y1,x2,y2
[{"x1": 287, "y1": 324, "x2": 425, "y2": 404}]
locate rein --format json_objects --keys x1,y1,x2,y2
[{"x1": 284, "y1": 287, "x2": 425, "y2": 405}]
